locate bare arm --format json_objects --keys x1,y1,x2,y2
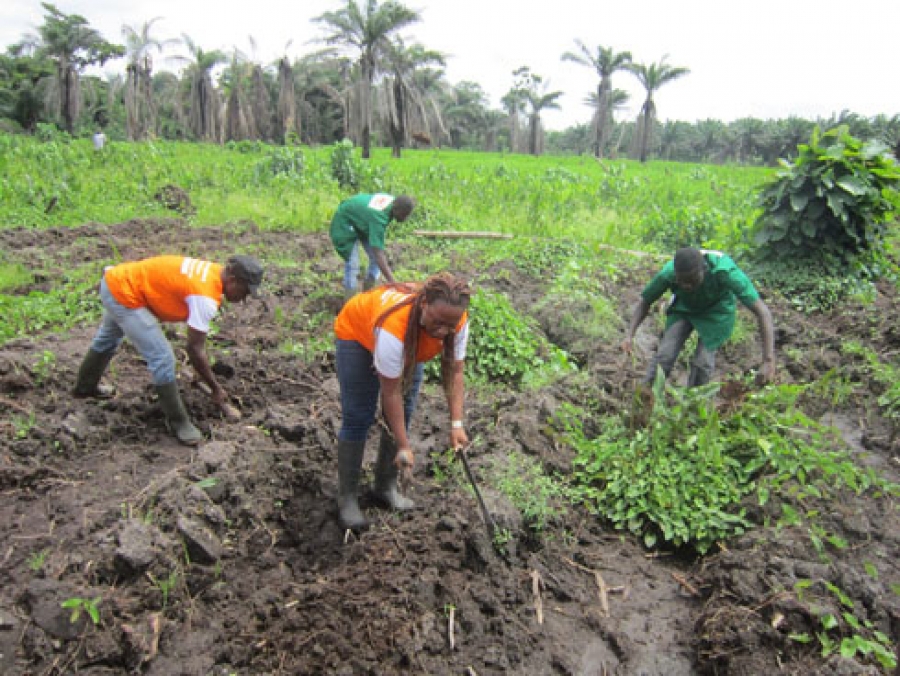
[
  {"x1": 746, "y1": 298, "x2": 776, "y2": 381},
  {"x1": 186, "y1": 327, "x2": 228, "y2": 406},
  {"x1": 370, "y1": 248, "x2": 396, "y2": 284},
  {"x1": 446, "y1": 359, "x2": 468, "y2": 451},
  {"x1": 621, "y1": 298, "x2": 651, "y2": 353}
]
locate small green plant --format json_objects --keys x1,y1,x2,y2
[
  {"x1": 27, "y1": 549, "x2": 49, "y2": 572},
  {"x1": 492, "y1": 527, "x2": 512, "y2": 553},
  {"x1": 791, "y1": 579, "x2": 896, "y2": 670},
  {"x1": 32, "y1": 349, "x2": 57, "y2": 386},
  {"x1": 148, "y1": 570, "x2": 179, "y2": 610},
  {"x1": 12, "y1": 411, "x2": 36, "y2": 439},
  {"x1": 429, "y1": 447, "x2": 460, "y2": 485},
  {"x1": 61, "y1": 596, "x2": 102, "y2": 626},
  {"x1": 491, "y1": 451, "x2": 567, "y2": 533}
]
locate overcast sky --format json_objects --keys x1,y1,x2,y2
[{"x1": 2, "y1": 0, "x2": 898, "y2": 131}]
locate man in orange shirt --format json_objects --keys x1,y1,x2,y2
[
  {"x1": 334, "y1": 272, "x2": 471, "y2": 530},
  {"x1": 73, "y1": 255, "x2": 264, "y2": 445}
]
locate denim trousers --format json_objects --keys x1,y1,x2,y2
[
  {"x1": 89, "y1": 277, "x2": 177, "y2": 385},
  {"x1": 343, "y1": 240, "x2": 381, "y2": 291},
  {"x1": 643, "y1": 319, "x2": 717, "y2": 387},
  {"x1": 335, "y1": 339, "x2": 423, "y2": 443}
]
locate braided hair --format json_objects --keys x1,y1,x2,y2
[{"x1": 373, "y1": 273, "x2": 472, "y2": 394}]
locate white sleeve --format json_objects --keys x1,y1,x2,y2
[
  {"x1": 373, "y1": 329, "x2": 405, "y2": 378},
  {"x1": 185, "y1": 295, "x2": 219, "y2": 333},
  {"x1": 454, "y1": 321, "x2": 469, "y2": 360}
]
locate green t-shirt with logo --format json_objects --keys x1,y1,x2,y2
[
  {"x1": 329, "y1": 193, "x2": 396, "y2": 260},
  {"x1": 640, "y1": 251, "x2": 760, "y2": 351}
]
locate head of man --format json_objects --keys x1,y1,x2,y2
[
  {"x1": 673, "y1": 247, "x2": 706, "y2": 292},
  {"x1": 391, "y1": 195, "x2": 415, "y2": 223},
  {"x1": 224, "y1": 255, "x2": 264, "y2": 302}
]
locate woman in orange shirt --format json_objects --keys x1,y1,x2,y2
[{"x1": 334, "y1": 272, "x2": 471, "y2": 530}]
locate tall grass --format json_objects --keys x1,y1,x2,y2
[{"x1": 0, "y1": 133, "x2": 773, "y2": 255}]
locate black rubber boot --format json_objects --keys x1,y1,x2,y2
[
  {"x1": 154, "y1": 382, "x2": 203, "y2": 446},
  {"x1": 73, "y1": 349, "x2": 116, "y2": 398},
  {"x1": 337, "y1": 439, "x2": 368, "y2": 530},
  {"x1": 372, "y1": 429, "x2": 414, "y2": 511}
]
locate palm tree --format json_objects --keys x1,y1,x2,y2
[
  {"x1": 381, "y1": 39, "x2": 445, "y2": 157},
  {"x1": 314, "y1": 0, "x2": 421, "y2": 158},
  {"x1": 122, "y1": 18, "x2": 173, "y2": 140},
  {"x1": 442, "y1": 81, "x2": 489, "y2": 150},
  {"x1": 23, "y1": 3, "x2": 123, "y2": 133},
  {"x1": 501, "y1": 87, "x2": 528, "y2": 153},
  {"x1": 511, "y1": 67, "x2": 562, "y2": 155},
  {"x1": 173, "y1": 34, "x2": 226, "y2": 142},
  {"x1": 628, "y1": 56, "x2": 690, "y2": 162},
  {"x1": 561, "y1": 41, "x2": 631, "y2": 158},
  {"x1": 276, "y1": 55, "x2": 300, "y2": 143}
]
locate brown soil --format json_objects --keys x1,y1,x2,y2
[{"x1": 0, "y1": 220, "x2": 897, "y2": 675}]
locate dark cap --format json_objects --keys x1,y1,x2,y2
[{"x1": 227, "y1": 255, "x2": 264, "y2": 296}]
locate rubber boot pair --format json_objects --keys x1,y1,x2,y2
[
  {"x1": 73, "y1": 349, "x2": 116, "y2": 398},
  {"x1": 336, "y1": 431, "x2": 415, "y2": 531},
  {"x1": 155, "y1": 382, "x2": 203, "y2": 446}
]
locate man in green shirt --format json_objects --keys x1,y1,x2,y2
[
  {"x1": 622, "y1": 247, "x2": 775, "y2": 386},
  {"x1": 329, "y1": 193, "x2": 415, "y2": 294}
]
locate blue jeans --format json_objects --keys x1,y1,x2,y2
[
  {"x1": 343, "y1": 240, "x2": 381, "y2": 291},
  {"x1": 644, "y1": 319, "x2": 717, "y2": 387},
  {"x1": 335, "y1": 339, "x2": 423, "y2": 442},
  {"x1": 89, "y1": 277, "x2": 177, "y2": 385}
]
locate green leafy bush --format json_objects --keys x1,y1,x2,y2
[
  {"x1": 753, "y1": 125, "x2": 900, "y2": 265},
  {"x1": 561, "y1": 372, "x2": 896, "y2": 554},
  {"x1": 254, "y1": 146, "x2": 305, "y2": 181},
  {"x1": 425, "y1": 289, "x2": 572, "y2": 387}
]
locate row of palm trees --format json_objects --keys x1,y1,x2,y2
[
  {"x1": 3, "y1": 2, "x2": 898, "y2": 164},
  {"x1": 2, "y1": 1, "x2": 698, "y2": 161}
]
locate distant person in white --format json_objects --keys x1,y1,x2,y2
[{"x1": 92, "y1": 130, "x2": 106, "y2": 150}]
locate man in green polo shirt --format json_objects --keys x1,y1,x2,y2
[
  {"x1": 329, "y1": 193, "x2": 415, "y2": 294},
  {"x1": 622, "y1": 247, "x2": 775, "y2": 386}
]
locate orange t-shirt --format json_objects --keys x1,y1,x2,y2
[
  {"x1": 335, "y1": 287, "x2": 468, "y2": 378},
  {"x1": 105, "y1": 256, "x2": 223, "y2": 331}
]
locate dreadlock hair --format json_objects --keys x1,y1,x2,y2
[{"x1": 373, "y1": 272, "x2": 472, "y2": 394}]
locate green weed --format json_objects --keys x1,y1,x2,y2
[{"x1": 61, "y1": 596, "x2": 102, "y2": 626}]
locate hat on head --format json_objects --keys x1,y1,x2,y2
[{"x1": 227, "y1": 255, "x2": 264, "y2": 296}]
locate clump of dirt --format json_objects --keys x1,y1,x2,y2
[{"x1": 0, "y1": 219, "x2": 897, "y2": 675}]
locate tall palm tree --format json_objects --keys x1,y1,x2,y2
[
  {"x1": 173, "y1": 34, "x2": 226, "y2": 142},
  {"x1": 23, "y1": 3, "x2": 123, "y2": 133},
  {"x1": 628, "y1": 56, "x2": 690, "y2": 162},
  {"x1": 122, "y1": 18, "x2": 173, "y2": 140},
  {"x1": 501, "y1": 87, "x2": 528, "y2": 153},
  {"x1": 381, "y1": 39, "x2": 445, "y2": 157},
  {"x1": 313, "y1": 0, "x2": 421, "y2": 158},
  {"x1": 561, "y1": 41, "x2": 631, "y2": 158},
  {"x1": 276, "y1": 55, "x2": 300, "y2": 143},
  {"x1": 511, "y1": 67, "x2": 562, "y2": 155}
]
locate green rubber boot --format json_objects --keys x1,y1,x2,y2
[
  {"x1": 337, "y1": 439, "x2": 368, "y2": 530},
  {"x1": 73, "y1": 349, "x2": 116, "y2": 398},
  {"x1": 372, "y1": 429, "x2": 415, "y2": 511},
  {"x1": 155, "y1": 382, "x2": 203, "y2": 446}
]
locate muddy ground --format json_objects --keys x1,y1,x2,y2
[{"x1": 0, "y1": 219, "x2": 897, "y2": 675}]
